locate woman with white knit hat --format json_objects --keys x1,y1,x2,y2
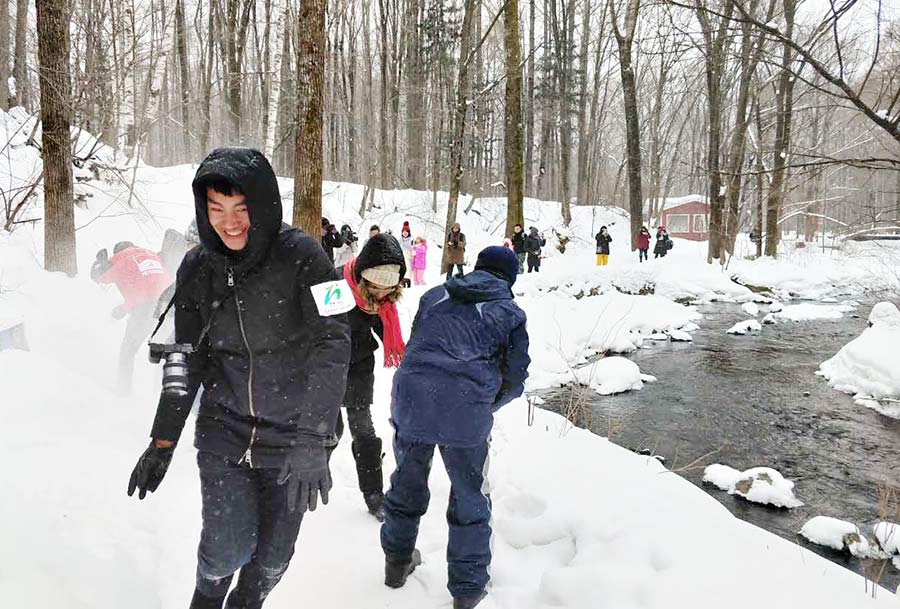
[{"x1": 332, "y1": 233, "x2": 407, "y2": 521}]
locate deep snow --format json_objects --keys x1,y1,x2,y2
[{"x1": 3, "y1": 107, "x2": 900, "y2": 606}]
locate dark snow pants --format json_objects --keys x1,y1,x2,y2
[
  {"x1": 445, "y1": 264, "x2": 464, "y2": 281},
  {"x1": 638, "y1": 248, "x2": 648, "y2": 262},
  {"x1": 192, "y1": 451, "x2": 303, "y2": 609},
  {"x1": 381, "y1": 435, "x2": 492, "y2": 599},
  {"x1": 526, "y1": 253, "x2": 540, "y2": 273}
]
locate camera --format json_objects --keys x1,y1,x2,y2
[{"x1": 149, "y1": 342, "x2": 194, "y2": 397}]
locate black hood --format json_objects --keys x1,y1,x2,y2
[
  {"x1": 354, "y1": 234, "x2": 407, "y2": 282},
  {"x1": 191, "y1": 147, "x2": 283, "y2": 275}
]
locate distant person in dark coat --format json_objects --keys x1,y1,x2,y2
[
  {"x1": 509, "y1": 223, "x2": 526, "y2": 273},
  {"x1": 654, "y1": 227, "x2": 673, "y2": 258},
  {"x1": 595, "y1": 226, "x2": 612, "y2": 266},
  {"x1": 524, "y1": 226, "x2": 545, "y2": 273},
  {"x1": 321, "y1": 217, "x2": 344, "y2": 262},
  {"x1": 335, "y1": 233, "x2": 407, "y2": 521},
  {"x1": 637, "y1": 226, "x2": 651, "y2": 262},
  {"x1": 381, "y1": 246, "x2": 530, "y2": 609}
]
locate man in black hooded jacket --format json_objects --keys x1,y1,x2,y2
[{"x1": 127, "y1": 148, "x2": 351, "y2": 609}]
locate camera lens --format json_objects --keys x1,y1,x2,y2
[{"x1": 162, "y1": 352, "x2": 190, "y2": 397}]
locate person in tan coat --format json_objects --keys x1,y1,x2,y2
[{"x1": 445, "y1": 223, "x2": 466, "y2": 280}]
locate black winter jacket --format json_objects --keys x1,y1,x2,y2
[
  {"x1": 524, "y1": 234, "x2": 545, "y2": 256},
  {"x1": 322, "y1": 228, "x2": 344, "y2": 262},
  {"x1": 149, "y1": 148, "x2": 351, "y2": 468},
  {"x1": 510, "y1": 231, "x2": 526, "y2": 254},
  {"x1": 595, "y1": 232, "x2": 612, "y2": 255}
]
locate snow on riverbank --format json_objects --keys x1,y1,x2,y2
[
  {"x1": 819, "y1": 302, "x2": 900, "y2": 418},
  {"x1": 703, "y1": 464, "x2": 804, "y2": 508}
]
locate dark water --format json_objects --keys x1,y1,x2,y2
[{"x1": 542, "y1": 301, "x2": 900, "y2": 590}]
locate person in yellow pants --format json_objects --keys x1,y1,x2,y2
[{"x1": 595, "y1": 226, "x2": 612, "y2": 266}]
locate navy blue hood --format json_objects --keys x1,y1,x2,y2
[{"x1": 445, "y1": 270, "x2": 513, "y2": 303}]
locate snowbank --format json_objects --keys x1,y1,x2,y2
[
  {"x1": 572, "y1": 356, "x2": 656, "y2": 395},
  {"x1": 774, "y1": 302, "x2": 855, "y2": 322},
  {"x1": 819, "y1": 302, "x2": 900, "y2": 418},
  {"x1": 800, "y1": 516, "x2": 870, "y2": 557},
  {"x1": 703, "y1": 464, "x2": 803, "y2": 508},
  {"x1": 875, "y1": 522, "x2": 900, "y2": 556}
]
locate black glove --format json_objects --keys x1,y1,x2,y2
[
  {"x1": 127, "y1": 441, "x2": 175, "y2": 499},
  {"x1": 278, "y1": 443, "x2": 331, "y2": 513}
]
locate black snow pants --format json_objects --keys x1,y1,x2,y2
[{"x1": 332, "y1": 406, "x2": 384, "y2": 498}]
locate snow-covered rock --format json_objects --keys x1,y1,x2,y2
[
  {"x1": 727, "y1": 319, "x2": 762, "y2": 335},
  {"x1": 573, "y1": 356, "x2": 654, "y2": 395},
  {"x1": 799, "y1": 516, "x2": 870, "y2": 557},
  {"x1": 668, "y1": 329, "x2": 693, "y2": 342},
  {"x1": 874, "y1": 521, "x2": 899, "y2": 555},
  {"x1": 868, "y1": 301, "x2": 900, "y2": 328},
  {"x1": 768, "y1": 301, "x2": 784, "y2": 313},
  {"x1": 762, "y1": 313, "x2": 778, "y2": 325},
  {"x1": 774, "y1": 303, "x2": 854, "y2": 322},
  {"x1": 741, "y1": 302, "x2": 760, "y2": 316},
  {"x1": 703, "y1": 464, "x2": 803, "y2": 508},
  {"x1": 818, "y1": 304, "x2": 900, "y2": 418}
]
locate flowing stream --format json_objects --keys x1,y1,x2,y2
[{"x1": 541, "y1": 300, "x2": 900, "y2": 590}]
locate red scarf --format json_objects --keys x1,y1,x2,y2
[{"x1": 343, "y1": 259, "x2": 406, "y2": 367}]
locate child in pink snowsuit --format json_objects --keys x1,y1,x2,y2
[{"x1": 412, "y1": 237, "x2": 428, "y2": 285}]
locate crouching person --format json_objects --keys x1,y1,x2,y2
[
  {"x1": 380, "y1": 246, "x2": 530, "y2": 609},
  {"x1": 127, "y1": 147, "x2": 351, "y2": 609}
]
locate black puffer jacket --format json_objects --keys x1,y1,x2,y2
[
  {"x1": 150, "y1": 148, "x2": 351, "y2": 468},
  {"x1": 339, "y1": 234, "x2": 406, "y2": 409}
]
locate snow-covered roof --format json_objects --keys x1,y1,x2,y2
[{"x1": 644, "y1": 194, "x2": 708, "y2": 216}]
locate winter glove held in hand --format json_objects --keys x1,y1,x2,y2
[
  {"x1": 278, "y1": 443, "x2": 331, "y2": 513},
  {"x1": 127, "y1": 441, "x2": 174, "y2": 499}
]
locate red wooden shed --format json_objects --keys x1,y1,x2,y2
[{"x1": 653, "y1": 195, "x2": 710, "y2": 242}]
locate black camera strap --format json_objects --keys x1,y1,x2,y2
[{"x1": 148, "y1": 269, "x2": 235, "y2": 349}]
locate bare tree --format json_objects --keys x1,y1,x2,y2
[
  {"x1": 293, "y1": 0, "x2": 327, "y2": 236},
  {"x1": 504, "y1": 0, "x2": 525, "y2": 234},
  {"x1": 36, "y1": 0, "x2": 77, "y2": 275}
]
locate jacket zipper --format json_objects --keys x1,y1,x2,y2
[{"x1": 230, "y1": 267, "x2": 257, "y2": 468}]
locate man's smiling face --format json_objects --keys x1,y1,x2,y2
[{"x1": 206, "y1": 187, "x2": 250, "y2": 251}]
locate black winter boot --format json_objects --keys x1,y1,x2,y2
[
  {"x1": 384, "y1": 549, "x2": 422, "y2": 588},
  {"x1": 189, "y1": 588, "x2": 228, "y2": 609},
  {"x1": 453, "y1": 592, "x2": 487, "y2": 609},
  {"x1": 351, "y1": 437, "x2": 385, "y2": 519},
  {"x1": 364, "y1": 491, "x2": 385, "y2": 521}
]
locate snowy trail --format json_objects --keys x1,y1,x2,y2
[{"x1": 3, "y1": 267, "x2": 898, "y2": 608}]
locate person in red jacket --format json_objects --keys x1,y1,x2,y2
[
  {"x1": 91, "y1": 241, "x2": 172, "y2": 393},
  {"x1": 636, "y1": 226, "x2": 651, "y2": 262}
]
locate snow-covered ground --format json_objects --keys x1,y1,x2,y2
[{"x1": 3, "y1": 107, "x2": 900, "y2": 606}]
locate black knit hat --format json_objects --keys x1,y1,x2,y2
[
  {"x1": 475, "y1": 246, "x2": 519, "y2": 286},
  {"x1": 355, "y1": 233, "x2": 407, "y2": 283}
]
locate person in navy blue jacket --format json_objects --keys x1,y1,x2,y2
[{"x1": 380, "y1": 246, "x2": 530, "y2": 609}]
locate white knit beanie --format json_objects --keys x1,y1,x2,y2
[{"x1": 361, "y1": 264, "x2": 401, "y2": 287}]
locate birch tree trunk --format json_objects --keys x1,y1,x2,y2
[
  {"x1": 0, "y1": 0, "x2": 10, "y2": 110},
  {"x1": 175, "y1": 0, "x2": 192, "y2": 160},
  {"x1": 264, "y1": 0, "x2": 287, "y2": 158},
  {"x1": 11, "y1": 0, "x2": 27, "y2": 108},
  {"x1": 293, "y1": 0, "x2": 327, "y2": 236},
  {"x1": 37, "y1": 0, "x2": 77, "y2": 275}
]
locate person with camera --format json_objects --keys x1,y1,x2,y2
[
  {"x1": 381, "y1": 246, "x2": 530, "y2": 609},
  {"x1": 90, "y1": 241, "x2": 172, "y2": 393},
  {"x1": 334, "y1": 224, "x2": 359, "y2": 267},
  {"x1": 333, "y1": 232, "x2": 407, "y2": 521},
  {"x1": 321, "y1": 217, "x2": 344, "y2": 262},
  {"x1": 127, "y1": 148, "x2": 351, "y2": 609},
  {"x1": 444, "y1": 222, "x2": 466, "y2": 280}
]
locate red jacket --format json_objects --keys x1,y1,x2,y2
[
  {"x1": 94, "y1": 247, "x2": 172, "y2": 311},
  {"x1": 637, "y1": 232, "x2": 651, "y2": 250}
]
